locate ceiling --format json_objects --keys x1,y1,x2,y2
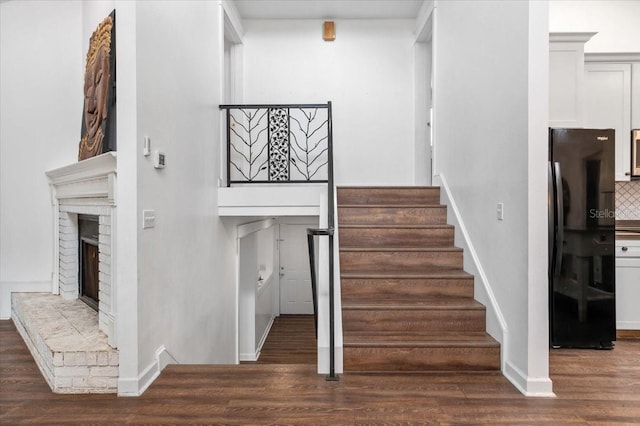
[{"x1": 234, "y1": 0, "x2": 424, "y2": 20}]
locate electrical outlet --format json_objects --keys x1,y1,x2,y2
[
  {"x1": 497, "y1": 203, "x2": 504, "y2": 220},
  {"x1": 143, "y1": 210, "x2": 155, "y2": 229}
]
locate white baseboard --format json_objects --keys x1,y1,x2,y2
[
  {"x1": 434, "y1": 174, "x2": 507, "y2": 345},
  {"x1": 504, "y1": 360, "x2": 555, "y2": 397},
  {"x1": 239, "y1": 352, "x2": 260, "y2": 362},
  {"x1": 617, "y1": 321, "x2": 640, "y2": 330},
  {"x1": 240, "y1": 315, "x2": 276, "y2": 362},
  {"x1": 157, "y1": 345, "x2": 177, "y2": 371},
  {"x1": 1, "y1": 281, "x2": 51, "y2": 319},
  {"x1": 118, "y1": 345, "x2": 177, "y2": 397},
  {"x1": 257, "y1": 315, "x2": 276, "y2": 353},
  {"x1": 436, "y1": 173, "x2": 554, "y2": 398}
]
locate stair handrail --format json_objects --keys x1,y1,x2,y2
[{"x1": 306, "y1": 101, "x2": 338, "y2": 381}]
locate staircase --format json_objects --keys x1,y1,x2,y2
[{"x1": 338, "y1": 186, "x2": 500, "y2": 372}]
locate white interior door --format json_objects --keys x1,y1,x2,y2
[{"x1": 279, "y1": 224, "x2": 314, "y2": 314}]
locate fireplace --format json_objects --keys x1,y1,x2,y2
[
  {"x1": 45, "y1": 152, "x2": 118, "y2": 347},
  {"x1": 79, "y1": 215, "x2": 100, "y2": 311}
]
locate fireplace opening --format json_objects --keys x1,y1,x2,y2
[{"x1": 78, "y1": 215, "x2": 99, "y2": 311}]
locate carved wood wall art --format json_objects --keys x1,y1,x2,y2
[{"x1": 79, "y1": 10, "x2": 116, "y2": 161}]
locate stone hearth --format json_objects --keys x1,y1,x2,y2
[{"x1": 12, "y1": 293, "x2": 118, "y2": 393}]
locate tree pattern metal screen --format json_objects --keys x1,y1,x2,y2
[{"x1": 226, "y1": 106, "x2": 329, "y2": 184}]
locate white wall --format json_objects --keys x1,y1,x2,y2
[
  {"x1": 238, "y1": 232, "x2": 258, "y2": 360},
  {"x1": 549, "y1": 1, "x2": 640, "y2": 52},
  {"x1": 82, "y1": 1, "x2": 116, "y2": 55},
  {"x1": 414, "y1": 40, "x2": 432, "y2": 185},
  {"x1": 433, "y1": 0, "x2": 551, "y2": 395},
  {"x1": 238, "y1": 223, "x2": 278, "y2": 360},
  {"x1": 243, "y1": 19, "x2": 416, "y2": 185},
  {"x1": 0, "y1": 0, "x2": 83, "y2": 316},
  {"x1": 527, "y1": 0, "x2": 553, "y2": 397},
  {"x1": 113, "y1": 0, "x2": 140, "y2": 396},
  {"x1": 132, "y1": 0, "x2": 237, "y2": 381}
]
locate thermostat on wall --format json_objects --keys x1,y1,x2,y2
[{"x1": 153, "y1": 150, "x2": 166, "y2": 169}]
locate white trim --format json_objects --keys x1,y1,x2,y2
[
  {"x1": 117, "y1": 345, "x2": 176, "y2": 397},
  {"x1": 45, "y1": 151, "x2": 117, "y2": 183},
  {"x1": 528, "y1": 0, "x2": 553, "y2": 398},
  {"x1": 156, "y1": 345, "x2": 178, "y2": 372},
  {"x1": 218, "y1": 186, "x2": 323, "y2": 217},
  {"x1": 435, "y1": 173, "x2": 508, "y2": 344},
  {"x1": 430, "y1": 4, "x2": 439, "y2": 178},
  {"x1": 257, "y1": 314, "x2": 275, "y2": 353},
  {"x1": 221, "y1": 0, "x2": 244, "y2": 43},
  {"x1": 220, "y1": 206, "x2": 320, "y2": 217},
  {"x1": 45, "y1": 152, "x2": 117, "y2": 201},
  {"x1": 549, "y1": 32, "x2": 597, "y2": 43},
  {"x1": 237, "y1": 218, "x2": 276, "y2": 239},
  {"x1": 414, "y1": 0, "x2": 434, "y2": 41},
  {"x1": 617, "y1": 321, "x2": 640, "y2": 329},
  {"x1": 0, "y1": 281, "x2": 51, "y2": 319},
  {"x1": 238, "y1": 314, "x2": 275, "y2": 362},
  {"x1": 504, "y1": 361, "x2": 556, "y2": 398},
  {"x1": 234, "y1": 229, "x2": 241, "y2": 364},
  {"x1": 239, "y1": 351, "x2": 260, "y2": 362},
  {"x1": 585, "y1": 52, "x2": 640, "y2": 63}
]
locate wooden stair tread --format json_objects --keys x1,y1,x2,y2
[
  {"x1": 340, "y1": 204, "x2": 443, "y2": 208},
  {"x1": 339, "y1": 224, "x2": 454, "y2": 229},
  {"x1": 342, "y1": 298, "x2": 485, "y2": 310},
  {"x1": 339, "y1": 186, "x2": 439, "y2": 189},
  {"x1": 340, "y1": 247, "x2": 462, "y2": 253},
  {"x1": 344, "y1": 332, "x2": 500, "y2": 348},
  {"x1": 341, "y1": 271, "x2": 474, "y2": 279}
]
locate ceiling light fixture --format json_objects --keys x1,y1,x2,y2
[{"x1": 323, "y1": 21, "x2": 335, "y2": 41}]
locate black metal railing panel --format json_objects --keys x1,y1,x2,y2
[{"x1": 220, "y1": 104, "x2": 330, "y2": 186}]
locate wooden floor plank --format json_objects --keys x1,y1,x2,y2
[
  {"x1": 248, "y1": 314, "x2": 316, "y2": 365},
  {"x1": 3, "y1": 319, "x2": 640, "y2": 424}
]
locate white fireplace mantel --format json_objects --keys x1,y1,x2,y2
[{"x1": 45, "y1": 152, "x2": 117, "y2": 202}]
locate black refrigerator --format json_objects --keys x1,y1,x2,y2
[{"x1": 548, "y1": 128, "x2": 616, "y2": 349}]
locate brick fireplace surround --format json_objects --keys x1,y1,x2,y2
[{"x1": 11, "y1": 152, "x2": 119, "y2": 393}]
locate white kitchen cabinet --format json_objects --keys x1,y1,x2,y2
[
  {"x1": 549, "y1": 33, "x2": 596, "y2": 128},
  {"x1": 616, "y1": 239, "x2": 640, "y2": 330},
  {"x1": 633, "y1": 63, "x2": 640, "y2": 129},
  {"x1": 584, "y1": 62, "x2": 632, "y2": 181}
]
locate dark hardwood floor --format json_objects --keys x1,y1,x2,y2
[
  {"x1": 2, "y1": 318, "x2": 640, "y2": 424},
  {"x1": 249, "y1": 314, "x2": 316, "y2": 365}
]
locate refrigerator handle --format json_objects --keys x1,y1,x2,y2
[
  {"x1": 554, "y1": 162, "x2": 564, "y2": 276},
  {"x1": 548, "y1": 162, "x2": 556, "y2": 274}
]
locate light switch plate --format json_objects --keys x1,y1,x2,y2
[
  {"x1": 143, "y1": 210, "x2": 155, "y2": 229},
  {"x1": 153, "y1": 150, "x2": 166, "y2": 169},
  {"x1": 143, "y1": 136, "x2": 151, "y2": 156},
  {"x1": 497, "y1": 203, "x2": 504, "y2": 220}
]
